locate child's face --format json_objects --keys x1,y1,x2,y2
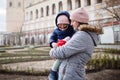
[{"x1": 58, "y1": 24, "x2": 68, "y2": 31}]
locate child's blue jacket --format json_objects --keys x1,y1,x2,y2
[{"x1": 50, "y1": 11, "x2": 75, "y2": 48}]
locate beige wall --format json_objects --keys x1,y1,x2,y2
[{"x1": 6, "y1": 0, "x2": 24, "y2": 32}]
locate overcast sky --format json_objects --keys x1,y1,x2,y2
[{"x1": 0, "y1": 0, "x2": 6, "y2": 31}]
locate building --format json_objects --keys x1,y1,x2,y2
[
  {"x1": 4, "y1": 0, "x2": 120, "y2": 46},
  {"x1": 6, "y1": 0, "x2": 24, "y2": 32}
]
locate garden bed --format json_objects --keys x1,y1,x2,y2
[{"x1": 0, "y1": 69, "x2": 120, "y2": 80}]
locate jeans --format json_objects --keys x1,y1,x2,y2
[{"x1": 48, "y1": 70, "x2": 58, "y2": 80}]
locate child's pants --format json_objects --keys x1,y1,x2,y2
[{"x1": 48, "y1": 69, "x2": 58, "y2": 80}]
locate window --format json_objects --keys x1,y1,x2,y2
[
  {"x1": 9, "y1": 2, "x2": 12, "y2": 7},
  {"x1": 30, "y1": 11, "x2": 33, "y2": 20},
  {"x1": 25, "y1": 12, "x2": 28, "y2": 21},
  {"x1": 58, "y1": 1, "x2": 63, "y2": 12},
  {"x1": 41, "y1": 8, "x2": 44, "y2": 17},
  {"x1": 18, "y1": 2, "x2": 21, "y2": 7},
  {"x1": 36, "y1": 9, "x2": 38, "y2": 19},
  {"x1": 46, "y1": 6, "x2": 49, "y2": 16},
  {"x1": 52, "y1": 4, "x2": 56, "y2": 14},
  {"x1": 75, "y1": 0, "x2": 81, "y2": 8},
  {"x1": 97, "y1": 0, "x2": 102, "y2": 3},
  {"x1": 86, "y1": 0, "x2": 91, "y2": 6},
  {"x1": 67, "y1": 0, "x2": 72, "y2": 10}
]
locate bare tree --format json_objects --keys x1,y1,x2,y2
[{"x1": 103, "y1": 0, "x2": 120, "y2": 21}]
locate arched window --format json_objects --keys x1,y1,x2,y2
[
  {"x1": 41, "y1": 8, "x2": 44, "y2": 17},
  {"x1": 18, "y1": 2, "x2": 21, "y2": 7},
  {"x1": 52, "y1": 4, "x2": 56, "y2": 14},
  {"x1": 9, "y1": 2, "x2": 12, "y2": 7},
  {"x1": 58, "y1": 1, "x2": 63, "y2": 12},
  {"x1": 36, "y1": 9, "x2": 38, "y2": 19},
  {"x1": 86, "y1": 0, "x2": 91, "y2": 6},
  {"x1": 97, "y1": 0, "x2": 102, "y2": 3},
  {"x1": 46, "y1": 6, "x2": 49, "y2": 16},
  {"x1": 67, "y1": 0, "x2": 72, "y2": 10},
  {"x1": 75, "y1": 0, "x2": 81, "y2": 8},
  {"x1": 30, "y1": 11, "x2": 33, "y2": 20},
  {"x1": 25, "y1": 12, "x2": 28, "y2": 21}
]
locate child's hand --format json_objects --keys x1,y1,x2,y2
[
  {"x1": 57, "y1": 36, "x2": 70, "y2": 47},
  {"x1": 52, "y1": 42, "x2": 57, "y2": 48},
  {"x1": 57, "y1": 40, "x2": 66, "y2": 47}
]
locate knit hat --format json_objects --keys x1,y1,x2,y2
[
  {"x1": 70, "y1": 8, "x2": 89, "y2": 23},
  {"x1": 57, "y1": 15, "x2": 70, "y2": 25}
]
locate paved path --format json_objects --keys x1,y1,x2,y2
[
  {"x1": 6, "y1": 48, "x2": 28, "y2": 54},
  {"x1": 2, "y1": 60, "x2": 54, "y2": 72}
]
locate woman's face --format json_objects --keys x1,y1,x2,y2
[{"x1": 71, "y1": 20, "x2": 80, "y2": 30}]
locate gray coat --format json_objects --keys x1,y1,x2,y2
[{"x1": 49, "y1": 31, "x2": 99, "y2": 80}]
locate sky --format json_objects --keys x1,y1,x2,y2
[{"x1": 0, "y1": 0, "x2": 6, "y2": 31}]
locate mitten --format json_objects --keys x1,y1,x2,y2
[{"x1": 57, "y1": 40, "x2": 66, "y2": 47}]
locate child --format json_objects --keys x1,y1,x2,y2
[{"x1": 49, "y1": 11, "x2": 75, "y2": 80}]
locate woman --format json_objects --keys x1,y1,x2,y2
[{"x1": 49, "y1": 7, "x2": 103, "y2": 80}]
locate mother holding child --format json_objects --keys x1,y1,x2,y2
[{"x1": 49, "y1": 7, "x2": 103, "y2": 80}]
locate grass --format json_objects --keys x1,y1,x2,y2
[
  {"x1": 0, "y1": 56, "x2": 51, "y2": 64},
  {"x1": 0, "y1": 67, "x2": 50, "y2": 76},
  {"x1": 0, "y1": 47, "x2": 120, "y2": 75},
  {"x1": 94, "y1": 48, "x2": 120, "y2": 54},
  {"x1": 0, "y1": 53, "x2": 49, "y2": 58},
  {"x1": 0, "y1": 47, "x2": 51, "y2": 64}
]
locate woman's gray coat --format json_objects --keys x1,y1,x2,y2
[{"x1": 49, "y1": 29, "x2": 99, "y2": 80}]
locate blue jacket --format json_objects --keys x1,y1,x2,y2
[{"x1": 50, "y1": 11, "x2": 75, "y2": 48}]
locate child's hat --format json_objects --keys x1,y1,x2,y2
[
  {"x1": 57, "y1": 15, "x2": 70, "y2": 25},
  {"x1": 70, "y1": 7, "x2": 89, "y2": 23}
]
